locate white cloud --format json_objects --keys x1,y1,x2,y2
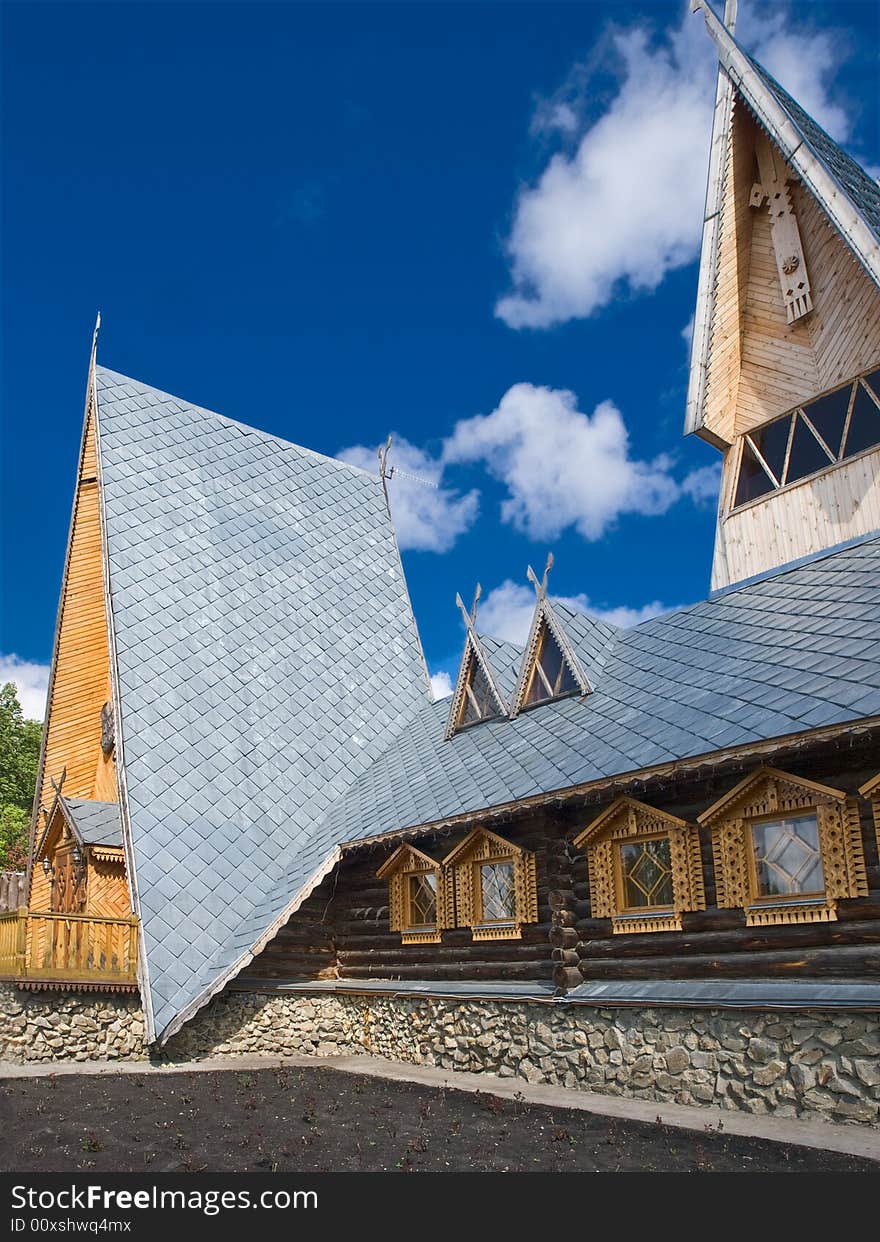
[
  {"x1": 476, "y1": 580, "x2": 675, "y2": 647},
  {"x1": 681, "y1": 461, "x2": 721, "y2": 505},
  {"x1": 443, "y1": 381, "x2": 715, "y2": 541},
  {"x1": 429, "y1": 670, "x2": 453, "y2": 701},
  {"x1": 0, "y1": 655, "x2": 49, "y2": 721},
  {"x1": 337, "y1": 435, "x2": 479, "y2": 553},
  {"x1": 496, "y1": 4, "x2": 854, "y2": 329}
]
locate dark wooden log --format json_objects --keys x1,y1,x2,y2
[
  {"x1": 342, "y1": 961, "x2": 553, "y2": 982},
  {"x1": 575, "y1": 918, "x2": 880, "y2": 960},
  {"x1": 553, "y1": 966, "x2": 583, "y2": 991},
  {"x1": 577, "y1": 943, "x2": 880, "y2": 981},
  {"x1": 549, "y1": 926, "x2": 579, "y2": 949}
]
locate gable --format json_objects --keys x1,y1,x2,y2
[
  {"x1": 687, "y1": 3, "x2": 880, "y2": 447},
  {"x1": 512, "y1": 603, "x2": 588, "y2": 715},
  {"x1": 93, "y1": 366, "x2": 430, "y2": 1042},
  {"x1": 697, "y1": 103, "x2": 880, "y2": 448}
]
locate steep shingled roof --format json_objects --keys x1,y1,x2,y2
[{"x1": 95, "y1": 367, "x2": 430, "y2": 1042}]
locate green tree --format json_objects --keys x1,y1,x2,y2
[{"x1": 0, "y1": 682, "x2": 42, "y2": 869}]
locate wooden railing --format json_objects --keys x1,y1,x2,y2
[
  {"x1": 0, "y1": 909, "x2": 27, "y2": 977},
  {"x1": 0, "y1": 909, "x2": 138, "y2": 984}
]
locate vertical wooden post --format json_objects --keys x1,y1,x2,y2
[
  {"x1": 15, "y1": 907, "x2": 28, "y2": 978},
  {"x1": 127, "y1": 915, "x2": 139, "y2": 981}
]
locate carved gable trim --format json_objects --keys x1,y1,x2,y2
[{"x1": 574, "y1": 797, "x2": 705, "y2": 935}]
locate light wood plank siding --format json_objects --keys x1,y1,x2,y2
[{"x1": 712, "y1": 446, "x2": 880, "y2": 589}]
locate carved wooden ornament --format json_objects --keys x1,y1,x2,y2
[
  {"x1": 442, "y1": 827, "x2": 538, "y2": 942},
  {"x1": 750, "y1": 134, "x2": 812, "y2": 323},
  {"x1": 699, "y1": 766, "x2": 868, "y2": 926},
  {"x1": 858, "y1": 772, "x2": 880, "y2": 859},
  {"x1": 574, "y1": 798, "x2": 706, "y2": 935},
  {"x1": 376, "y1": 843, "x2": 449, "y2": 945}
]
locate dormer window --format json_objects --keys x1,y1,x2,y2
[
  {"x1": 732, "y1": 368, "x2": 880, "y2": 510},
  {"x1": 445, "y1": 586, "x2": 509, "y2": 740},
  {"x1": 523, "y1": 622, "x2": 579, "y2": 707},
  {"x1": 510, "y1": 557, "x2": 589, "y2": 717},
  {"x1": 457, "y1": 648, "x2": 502, "y2": 729}
]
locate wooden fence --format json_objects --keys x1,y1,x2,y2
[{"x1": 0, "y1": 871, "x2": 25, "y2": 914}]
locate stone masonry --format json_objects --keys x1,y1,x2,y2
[{"x1": 1, "y1": 983, "x2": 878, "y2": 1125}]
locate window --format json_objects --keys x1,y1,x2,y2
[
  {"x1": 476, "y1": 859, "x2": 516, "y2": 923},
  {"x1": 859, "y1": 772, "x2": 880, "y2": 858},
  {"x1": 523, "y1": 622, "x2": 580, "y2": 708},
  {"x1": 575, "y1": 799, "x2": 705, "y2": 935},
  {"x1": 732, "y1": 367, "x2": 880, "y2": 509},
  {"x1": 699, "y1": 767, "x2": 868, "y2": 927},
  {"x1": 617, "y1": 836, "x2": 675, "y2": 911},
  {"x1": 405, "y1": 871, "x2": 438, "y2": 928},
  {"x1": 455, "y1": 648, "x2": 503, "y2": 729},
  {"x1": 749, "y1": 814, "x2": 824, "y2": 900},
  {"x1": 377, "y1": 844, "x2": 447, "y2": 944},
  {"x1": 443, "y1": 828, "x2": 538, "y2": 941},
  {"x1": 445, "y1": 627, "x2": 508, "y2": 740}
]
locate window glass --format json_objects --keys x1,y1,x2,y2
[
  {"x1": 734, "y1": 439, "x2": 776, "y2": 506},
  {"x1": 524, "y1": 625, "x2": 578, "y2": 705},
  {"x1": 407, "y1": 872, "x2": 437, "y2": 926},
  {"x1": 800, "y1": 385, "x2": 852, "y2": 459},
  {"x1": 842, "y1": 383, "x2": 880, "y2": 460},
  {"x1": 479, "y1": 861, "x2": 516, "y2": 922},
  {"x1": 457, "y1": 649, "x2": 501, "y2": 729},
  {"x1": 618, "y1": 837, "x2": 674, "y2": 909},
  {"x1": 750, "y1": 814, "x2": 824, "y2": 899},
  {"x1": 750, "y1": 415, "x2": 790, "y2": 482},
  {"x1": 785, "y1": 411, "x2": 834, "y2": 483}
]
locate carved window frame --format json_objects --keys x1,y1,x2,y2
[
  {"x1": 376, "y1": 844, "x2": 448, "y2": 945},
  {"x1": 442, "y1": 827, "x2": 538, "y2": 941},
  {"x1": 698, "y1": 767, "x2": 868, "y2": 927},
  {"x1": 858, "y1": 773, "x2": 880, "y2": 859},
  {"x1": 574, "y1": 798, "x2": 706, "y2": 935}
]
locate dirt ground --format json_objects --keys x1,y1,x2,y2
[{"x1": 0, "y1": 1065, "x2": 874, "y2": 1173}]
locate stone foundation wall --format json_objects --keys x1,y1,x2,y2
[{"x1": 1, "y1": 983, "x2": 878, "y2": 1125}]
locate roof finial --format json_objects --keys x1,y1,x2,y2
[
  {"x1": 455, "y1": 582, "x2": 482, "y2": 630},
  {"x1": 526, "y1": 552, "x2": 554, "y2": 600},
  {"x1": 723, "y1": 0, "x2": 737, "y2": 33}
]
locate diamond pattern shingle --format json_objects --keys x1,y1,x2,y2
[{"x1": 95, "y1": 367, "x2": 430, "y2": 1040}]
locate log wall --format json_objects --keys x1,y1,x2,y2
[{"x1": 247, "y1": 736, "x2": 880, "y2": 990}]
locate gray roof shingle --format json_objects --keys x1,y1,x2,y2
[{"x1": 65, "y1": 799, "x2": 123, "y2": 848}]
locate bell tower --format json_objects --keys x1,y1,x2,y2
[{"x1": 688, "y1": 0, "x2": 880, "y2": 591}]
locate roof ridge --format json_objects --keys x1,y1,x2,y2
[{"x1": 94, "y1": 365, "x2": 382, "y2": 485}]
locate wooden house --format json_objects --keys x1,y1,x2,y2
[{"x1": 3, "y1": 0, "x2": 880, "y2": 1068}]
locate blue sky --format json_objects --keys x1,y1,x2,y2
[{"x1": 1, "y1": 0, "x2": 877, "y2": 716}]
